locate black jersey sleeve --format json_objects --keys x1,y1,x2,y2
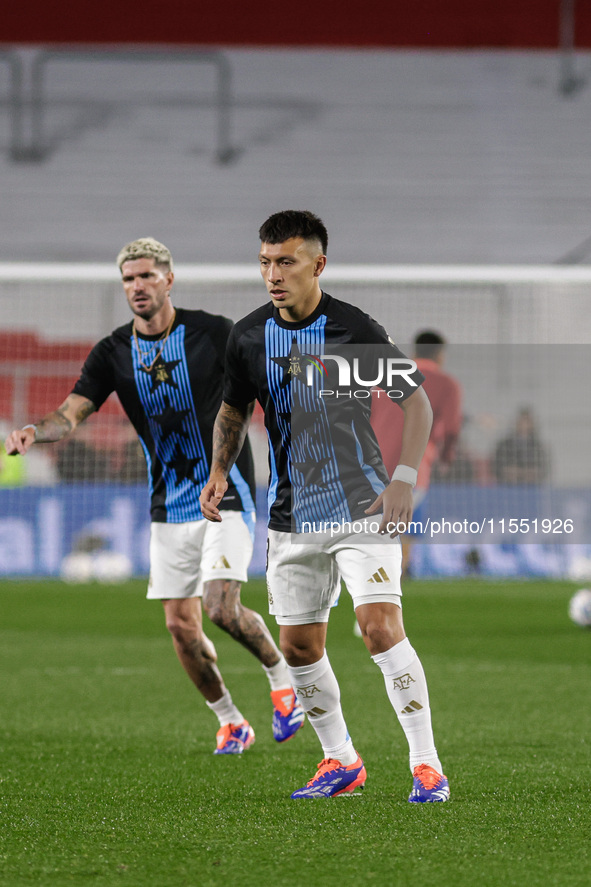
[
  {"x1": 71, "y1": 337, "x2": 117, "y2": 410},
  {"x1": 325, "y1": 297, "x2": 425, "y2": 400},
  {"x1": 222, "y1": 324, "x2": 258, "y2": 408},
  {"x1": 372, "y1": 337, "x2": 425, "y2": 400}
]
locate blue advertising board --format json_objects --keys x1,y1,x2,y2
[{"x1": 1, "y1": 484, "x2": 590, "y2": 579}]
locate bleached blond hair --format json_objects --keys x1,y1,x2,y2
[{"x1": 116, "y1": 237, "x2": 173, "y2": 273}]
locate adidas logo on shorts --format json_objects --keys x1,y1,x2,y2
[{"x1": 367, "y1": 567, "x2": 391, "y2": 583}]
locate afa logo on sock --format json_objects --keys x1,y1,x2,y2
[
  {"x1": 392, "y1": 673, "x2": 415, "y2": 691},
  {"x1": 296, "y1": 683, "x2": 321, "y2": 698}
]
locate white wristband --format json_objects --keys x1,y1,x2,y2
[
  {"x1": 23, "y1": 424, "x2": 37, "y2": 441},
  {"x1": 391, "y1": 464, "x2": 417, "y2": 487}
]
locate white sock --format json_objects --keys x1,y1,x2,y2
[
  {"x1": 262, "y1": 656, "x2": 292, "y2": 691},
  {"x1": 288, "y1": 652, "x2": 357, "y2": 765},
  {"x1": 372, "y1": 637, "x2": 443, "y2": 773},
  {"x1": 206, "y1": 690, "x2": 244, "y2": 728}
]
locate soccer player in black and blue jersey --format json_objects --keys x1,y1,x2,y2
[
  {"x1": 201, "y1": 211, "x2": 450, "y2": 800},
  {"x1": 5, "y1": 237, "x2": 304, "y2": 755}
]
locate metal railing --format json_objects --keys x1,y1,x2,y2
[
  {"x1": 559, "y1": 0, "x2": 586, "y2": 96},
  {"x1": 5, "y1": 44, "x2": 235, "y2": 163}
]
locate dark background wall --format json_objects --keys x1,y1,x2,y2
[{"x1": 3, "y1": 1, "x2": 590, "y2": 48}]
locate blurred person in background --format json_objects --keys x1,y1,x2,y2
[
  {"x1": 493, "y1": 406, "x2": 550, "y2": 485},
  {"x1": 54, "y1": 424, "x2": 110, "y2": 483},
  {"x1": 371, "y1": 330, "x2": 463, "y2": 576}
]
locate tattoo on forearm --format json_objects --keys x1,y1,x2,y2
[
  {"x1": 74, "y1": 400, "x2": 96, "y2": 424},
  {"x1": 35, "y1": 410, "x2": 72, "y2": 442},
  {"x1": 34, "y1": 398, "x2": 95, "y2": 442},
  {"x1": 212, "y1": 403, "x2": 252, "y2": 475}
]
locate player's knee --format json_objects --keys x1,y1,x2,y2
[
  {"x1": 165, "y1": 613, "x2": 199, "y2": 647},
  {"x1": 280, "y1": 637, "x2": 324, "y2": 667},
  {"x1": 360, "y1": 621, "x2": 399, "y2": 655},
  {"x1": 165, "y1": 616, "x2": 215, "y2": 662}
]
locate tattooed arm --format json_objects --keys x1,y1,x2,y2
[
  {"x1": 4, "y1": 394, "x2": 97, "y2": 456},
  {"x1": 200, "y1": 400, "x2": 255, "y2": 522}
]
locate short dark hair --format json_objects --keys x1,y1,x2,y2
[
  {"x1": 414, "y1": 330, "x2": 446, "y2": 360},
  {"x1": 258, "y1": 210, "x2": 328, "y2": 254}
]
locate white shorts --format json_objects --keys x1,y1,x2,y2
[
  {"x1": 147, "y1": 511, "x2": 255, "y2": 600},
  {"x1": 266, "y1": 527, "x2": 402, "y2": 625}
]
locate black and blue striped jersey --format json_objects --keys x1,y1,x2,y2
[
  {"x1": 72, "y1": 308, "x2": 256, "y2": 524},
  {"x1": 223, "y1": 292, "x2": 423, "y2": 532}
]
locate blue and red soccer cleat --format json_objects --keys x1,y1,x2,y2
[
  {"x1": 271, "y1": 689, "x2": 305, "y2": 743},
  {"x1": 214, "y1": 721, "x2": 255, "y2": 755},
  {"x1": 408, "y1": 763, "x2": 450, "y2": 802},
  {"x1": 291, "y1": 754, "x2": 366, "y2": 799}
]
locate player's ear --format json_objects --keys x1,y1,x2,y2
[
  {"x1": 314, "y1": 255, "x2": 327, "y2": 278},
  {"x1": 166, "y1": 270, "x2": 175, "y2": 290}
]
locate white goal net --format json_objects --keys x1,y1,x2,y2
[{"x1": 1, "y1": 263, "x2": 590, "y2": 580}]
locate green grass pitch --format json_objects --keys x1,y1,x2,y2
[{"x1": 1, "y1": 577, "x2": 589, "y2": 886}]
